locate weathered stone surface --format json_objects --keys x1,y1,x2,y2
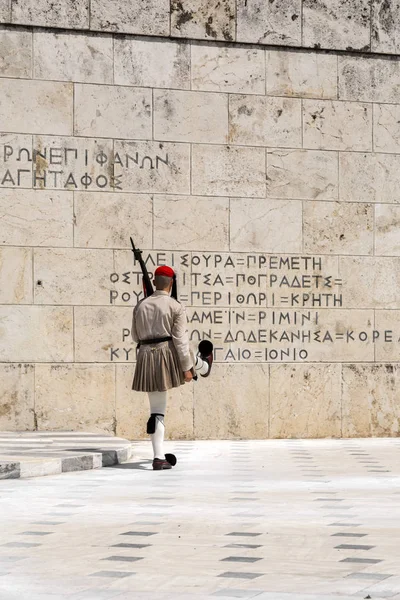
[
  {"x1": 191, "y1": 44, "x2": 265, "y2": 94},
  {"x1": 33, "y1": 135, "x2": 114, "y2": 192},
  {"x1": 0, "y1": 189, "x2": 73, "y2": 247},
  {"x1": 74, "y1": 85, "x2": 152, "y2": 140},
  {"x1": 74, "y1": 306, "x2": 134, "y2": 363},
  {"x1": 35, "y1": 364, "x2": 115, "y2": 433},
  {"x1": 0, "y1": 462, "x2": 19, "y2": 479},
  {"x1": 339, "y1": 257, "x2": 400, "y2": 309},
  {"x1": 267, "y1": 149, "x2": 338, "y2": 200},
  {"x1": 113, "y1": 140, "x2": 190, "y2": 195},
  {"x1": 154, "y1": 90, "x2": 228, "y2": 144},
  {"x1": 171, "y1": 0, "x2": 235, "y2": 41},
  {"x1": 0, "y1": 79, "x2": 73, "y2": 135},
  {"x1": 0, "y1": 364, "x2": 34, "y2": 431},
  {"x1": 229, "y1": 95, "x2": 302, "y2": 148},
  {"x1": 373, "y1": 104, "x2": 400, "y2": 153},
  {"x1": 304, "y1": 201, "x2": 374, "y2": 255},
  {"x1": 116, "y1": 364, "x2": 194, "y2": 440},
  {"x1": 90, "y1": 0, "x2": 169, "y2": 35},
  {"x1": 0, "y1": 0, "x2": 10, "y2": 23},
  {"x1": 194, "y1": 364, "x2": 269, "y2": 439},
  {"x1": 237, "y1": 0, "x2": 301, "y2": 46},
  {"x1": 0, "y1": 247, "x2": 32, "y2": 304},
  {"x1": 0, "y1": 306, "x2": 73, "y2": 362},
  {"x1": 74, "y1": 192, "x2": 152, "y2": 249},
  {"x1": 114, "y1": 38, "x2": 190, "y2": 90},
  {"x1": 11, "y1": 0, "x2": 89, "y2": 29},
  {"x1": 375, "y1": 205, "x2": 400, "y2": 256},
  {"x1": 303, "y1": 100, "x2": 372, "y2": 151},
  {"x1": 303, "y1": 0, "x2": 371, "y2": 51},
  {"x1": 339, "y1": 55, "x2": 400, "y2": 103},
  {"x1": 0, "y1": 26, "x2": 31, "y2": 78},
  {"x1": 270, "y1": 364, "x2": 341, "y2": 438},
  {"x1": 339, "y1": 152, "x2": 400, "y2": 203},
  {"x1": 34, "y1": 248, "x2": 113, "y2": 305},
  {"x1": 191, "y1": 144, "x2": 265, "y2": 197},
  {"x1": 372, "y1": 0, "x2": 400, "y2": 54},
  {"x1": 33, "y1": 30, "x2": 113, "y2": 84},
  {"x1": 230, "y1": 198, "x2": 302, "y2": 253},
  {"x1": 375, "y1": 311, "x2": 400, "y2": 361},
  {"x1": 342, "y1": 365, "x2": 400, "y2": 437},
  {"x1": 154, "y1": 195, "x2": 229, "y2": 251},
  {"x1": 267, "y1": 50, "x2": 337, "y2": 99}
]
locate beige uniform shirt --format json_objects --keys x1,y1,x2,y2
[{"x1": 131, "y1": 291, "x2": 193, "y2": 373}]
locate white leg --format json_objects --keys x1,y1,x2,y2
[{"x1": 148, "y1": 391, "x2": 167, "y2": 460}]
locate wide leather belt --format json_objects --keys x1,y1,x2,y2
[{"x1": 137, "y1": 336, "x2": 172, "y2": 348}]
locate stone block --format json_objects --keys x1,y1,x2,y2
[
  {"x1": 192, "y1": 144, "x2": 265, "y2": 198},
  {"x1": 342, "y1": 364, "x2": 400, "y2": 437},
  {"x1": 74, "y1": 84, "x2": 151, "y2": 140},
  {"x1": 0, "y1": 306, "x2": 73, "y2": 362},
  {"x1": 33, "y1": 30, "x2": 113, "y2": 84},
  {"x1": 339, "y1": 257, "x2": 400, "y2": 309},
  {"x1": 114, "y1": 38, "x2": 190, "y2": 90},
  {"x1": 303, "y1": 100, "x2": 372, "y2": 151},
  {"x1": 171, "y1": 0, "x2": 234, "y2": 41},
  {"x1": 375, "y1": 311, "x2": 400, "y2": 361},
  {"x1": 339, "y1": 55, "x2": 400, "y2": 103},
  {"x1": 373, "y1": 104, "x2": 400, "y2": 153},
  {"x1": 20, "y1": 458, "x2": 61, "y2": 478},
  {"x1": 154, "y1": 195, "x2": 229, "y2": 252},
  {"x1": 0, "y1": 189, "x2": 73, "y2": 246},
  {"x1": 229, "y1": 95, "x2": 302, "y2": 148},
  {"x1": 61, "y1": 454, "x2": 98, "y2": 472},
  {"x1": 372, "y1": 0, "x2": 400, "y2": 53},
  {"x1": 304, "y1": 201, "x2": 374, "y2": 256},
  {"x1": 194, "y1": 364, "x2": 269, "y2": 439},
  {"x1": 186, "y1": 306, "x2": 230, "y2": 353},
  {"x1": 0, "y1": 462, "x2": 20, "y2": 479},
  {"x1": 0, "y1": 364, "x2": 34, "y2": 431},
  {"x1": 0, "y1": 79, "x2": 73, "y2": 135},
  {"x1": 339, "y1": 152, "x2": 400, "y2": 203},
  {"x1": 0, "y1": 247, "x2": 32, "y2": 304},
  {"x1": 116, "y1": 364, "x2": 194, "y2": 440},
  {"x1": 0, "y1": 0, "x2": 10, "y2": 22},
  {"x1": 270, "y1": 364, "x2": 341, "y2": 438},
  {"x1": 191, "y1": 44, "x2": 265, "y2": 94},
  {"x1": 267, "y1": 149, "x2": 338, "y2": 201},
  {"x1": 230, "y1": 198, "x2": 302, "y2": 253},
  {"x1": 90, "y1": 0, "x2": 169, "y2": 35},
  {"x1": 375, "y1": 205, "x2": 400, "y2": 256},
  {"x1": 113, "y1": 140, "x2": 190, "y2": 195},
  {"x1": 0, "y1": 26, "x2": 31, "y2": 78},
  {"x1": 303, "y1": 0, "x2": 371, "y2": 51},
  {"x1": 33, "y1": 135, "x2": 114, "y2": 192},
  {"x1": 35, "y1": 364, "x2": 115, "y2": 433},
  {"x1": 74, "y1": 192, "x2": 152, "y2": 249},
  {"x1": 34, "y1": 248, "x2": 113, "y2": 305},
  {"x1": 74, "y1": 306, "x2": 134, "y2": 363},
  {"x1": 237, "y1": 0, "x2": 301, "y2": 46},
  {"x1": 267, "y1": 49, "x2": 337, "y2": 99},
  {"x1": 11, "y1": 0, "x2": 89, "y2": 28},
  {"x1": 0, "y1": 133, "x2": 32, "y2": 189},
  {"x1": 154, "y1": 90, "x2": 228, "y2": 144}
]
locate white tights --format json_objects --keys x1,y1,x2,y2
[{"x1": 148, "y1": 391, "x2": 167, "y2": 460}]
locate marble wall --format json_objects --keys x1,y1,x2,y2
[{"x1": 1, "y1": 12, "x2": 400, "y2": 439}]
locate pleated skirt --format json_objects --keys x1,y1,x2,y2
[{"x1": 132, "y1": 341, "x2": 185, "y2": 392}]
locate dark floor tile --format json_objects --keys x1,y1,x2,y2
[
  {"x1": 91, "y1": 571, "x2": 135, "y2": 578},
  {"x1": 226, "y1": 532, "x2": 262, "y2": 537},
  {"x1": 335, "y1": 544, "x2": 374, "y2": 550},
  {"x1": 104, "y1": 556, "x2": 143, "y2": 563},
  {"x1": 19, "y1": 531, "x2": 52, "y2": 536},
  {"x1": 224, "y1": 544, "x2": 262, "y2": 549},
  {"x1": 329, "y1": 523, "x2": 361, "y2": 527},
  {"x1": 121, "y1": 531, "x2": 157, "y2": 537},
  {"x1": 31, "y1": 521, "x2": 64, "y2": 526},
  {"x1": 218, "y1": 572, "x2": 263, "y2": 579},
  {"x1": 221, "y1": 556, "x2": 262, "y2": 563},
  {"x1": 340, "y1": 558, "x2": 382, "y2": 564},
  {"x1": 345, "y1": 573, "x2": 392, "y2": 580},
  {"x1": 331, "y1": 533, "x2": 367, "y2": 538},
  {"x1": 2, "y1": 542, "x2": 41, "y2": 548},
  {"x1": 112, "y1": 543, "x2": 151, "y2": 549}
]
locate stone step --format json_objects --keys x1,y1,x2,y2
[{"x1": 0, "y1": 432, "x2": 134, "y2": 479}]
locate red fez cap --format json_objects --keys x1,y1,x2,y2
[{"x1": 155, "y1": 265, "x2": 175, "y2": 278}]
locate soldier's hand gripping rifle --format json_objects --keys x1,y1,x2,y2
[{"x1": 130, "y1": 237, "x2": 154, "y2": 298}]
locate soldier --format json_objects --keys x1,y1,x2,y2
[{"x1": 131, "y1": 265, "x2": 193, "y2": 471}]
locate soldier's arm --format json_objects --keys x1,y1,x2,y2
[{"x1": 171, "y1": 304, "x2": 193, "y2": 373}]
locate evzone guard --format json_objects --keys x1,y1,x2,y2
[{"x1": 130, "y1": 239, "x2": 213, "y2": 471}]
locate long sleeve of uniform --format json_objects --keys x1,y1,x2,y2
[
  {"x1": 131, "y1": 307, "x2": 139, "y2": 343},
  {"x1": 171, "y1": 304, "x2": 193, "y2": 372}
]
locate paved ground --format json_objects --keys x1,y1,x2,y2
[{"x1": 1, "y1": 438, "x2": 400, "y2": 600}]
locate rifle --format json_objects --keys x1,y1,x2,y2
[{"x1": 130, "y1": 237, "x2": 154, "y2": 298}]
